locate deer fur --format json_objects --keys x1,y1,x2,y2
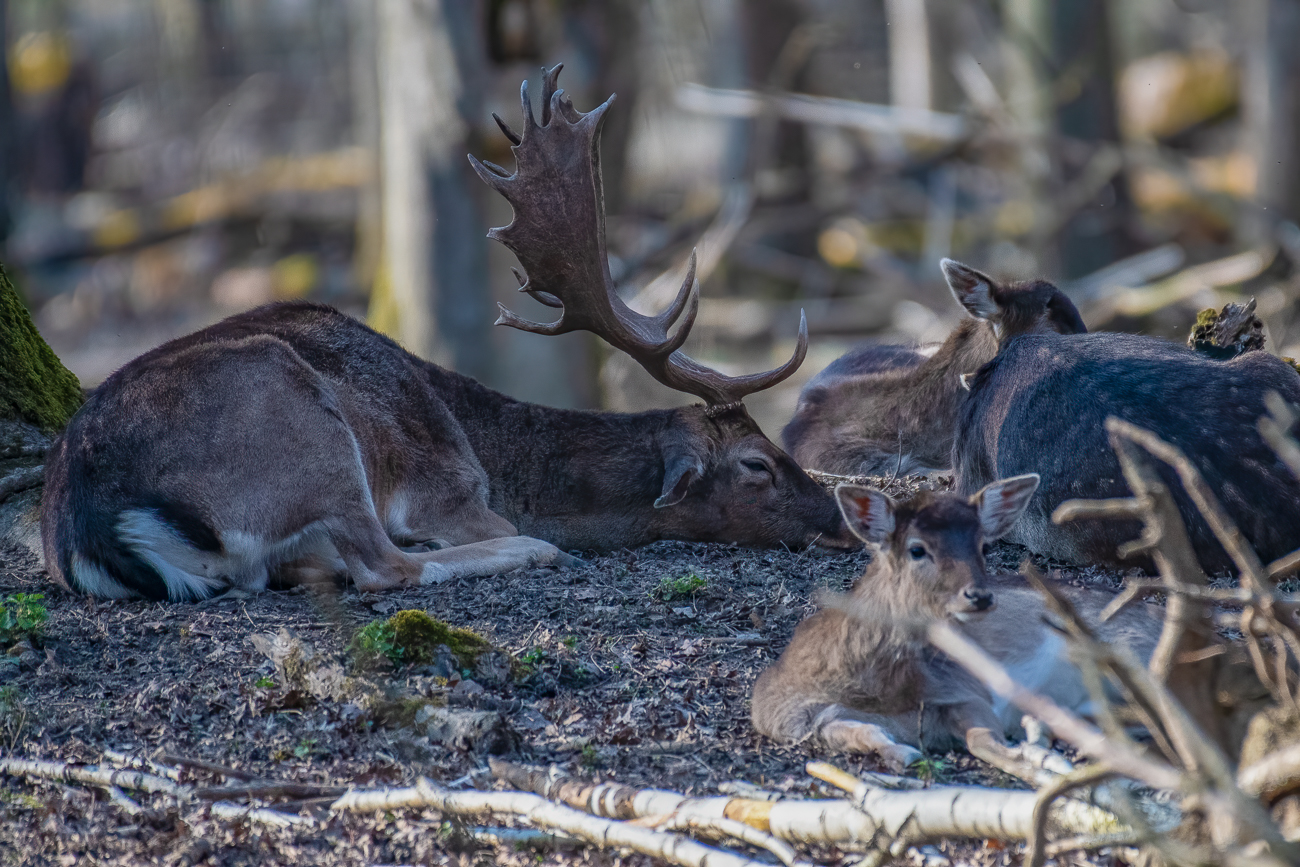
[
  {"x1": 751, "y1": 477, "x2": 1160, "y2": 776},
  {"x1": 945, "y1": 261, "x2": 1300, "y2": 571},
  {"x1": 782, "y1": 260, "x2": 1085, "y2": 475},
  {"x1": 40, "y1": 68, "x2": 853, "y2": 602}
]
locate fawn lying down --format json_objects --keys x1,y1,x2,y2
[{"x1": 751, "y1": 477, "x2": 1159, "y2": 777}]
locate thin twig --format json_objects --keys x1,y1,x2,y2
[
  {"x1": 1025, "y1": 764, "x2": 1115, "y2": 867},
  {"x1": 157, "y1": 753, "x2": 259, "y2": 781}
]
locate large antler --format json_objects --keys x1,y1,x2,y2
[{"x1": 469, "y1": 64, "x2": 807, "y2": 409}]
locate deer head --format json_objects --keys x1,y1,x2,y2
[
  {"x1": 835, "y1": 475, "x2": 1040, "y2": 619},
  {"x1": 941, "y1": 259, "x2": 1086, "y2": 345},
  {"x1": 470, "y1": 66, "x2": 853, "y2": 550}
]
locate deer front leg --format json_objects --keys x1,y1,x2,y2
[
  {"x1": 964, "y1": 726, "x2": 1073, "y2": 787},
  {"x1": 327, "y1": 515, "x2": 577, "y2": 592},
  {"x1": 813, "y1": 705, "x2": 923, "y2": 772},
  {"x1": 407, "y1": 536, "x2": 580, "y2": 586}
]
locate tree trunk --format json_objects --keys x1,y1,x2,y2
[
  {"x1": 1243, "y1": 0, "x2": 1300, "y2": 240},
  {"x1": 1051, "y1": 0, "x2": 1134, "y2": 278},
  {"x1": 0, "y1": 268, "x2": 82, "y2": 563},
  {"x1": 372, "y1": 0, "x2": 491, "y2": 381}
]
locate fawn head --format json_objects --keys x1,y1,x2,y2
[
  {"x1": 941, "y1": 259, "x2": 1086, "y2": 345},
  {"x1": 836, "y1": 475, "x2": 1040, "y2": 619}
]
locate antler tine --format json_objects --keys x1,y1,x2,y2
[
  {"x1": 715, "y1": 309, "x2": 809, "y2": 401},
  {"x1": 540, "y1": 64, "x2": 562, "y2": 126},
  {"x1": 653, "y1": 249, "x2": 698, "y2": 333},
  {"x1": 519, "y1": 78, "x2": 538, "y2": 135},
  {"x1": 491, "y1": 113, "x2": 521, "y2": 146},
  {"x1": 476, "y1": 65, "x2": 806, "y2": 407}
]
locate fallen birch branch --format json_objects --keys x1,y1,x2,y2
[
  {"x1": 330, "y1": 777, "x2": 770, "y2": 867},
  {"x1": 0, "y1": 756, "x2": 191, "y2": 799},
  {"x1": 488, "y1": 758, "x2": 1129, "y2": 850},
  {"x1": 2, "y1": 753, "x2": 325, "y2": 830},
  {"x1": 207, "y1": 800, "x2": 309, "y2": 827},
  {"x1": 655, "y1": 813, "x2": 809, "y2": 867}
]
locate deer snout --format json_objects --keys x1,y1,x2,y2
[{"x1": 953, "y1": 586, "x2": 995, "y2": 619}]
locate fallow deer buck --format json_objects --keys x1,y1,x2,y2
[
  {"x1": 945, "y1": 261, "x2": 1300, "y2": 572},
  {"x1": 41, "y1": 66, "x2": 852, "y2": 601},
  {"x1": 781, "y1": 260, "x2": 1086, "y2": 476},
  {"x1": 752, "y1": 477, "x2": 1159, "y2": 778}
]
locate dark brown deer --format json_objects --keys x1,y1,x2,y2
[
  {"x1": 40, "y1": 66, "x2": 852, "y2": 601},
  {"x1": 751, "y1": 478, "x2": 1160, "y2": 776},
  {"x1": 781, "y1": 260, "x2": 1086, "y2": 476},
  {"x1": 946, "y1": 261, "x2": 1300, "y2": 571}
]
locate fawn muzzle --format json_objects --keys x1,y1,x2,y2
[{"x1": 954, "y1": 585, "x2": 996, "y2": 618}]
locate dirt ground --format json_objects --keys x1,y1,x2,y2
[{"x1": 0, "y1": 475, "x2": 1134, "y2": 867}]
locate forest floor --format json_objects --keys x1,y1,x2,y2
[{"x1": 0, "y1": 475, "x2": 1135, "y2": 867}]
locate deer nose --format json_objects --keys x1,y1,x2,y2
[{"x1": 964, "y1": 588, "x2": 994, "y2": 611}]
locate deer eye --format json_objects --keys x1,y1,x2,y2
[
  {"x1": 908, "y1": 545, "x2": 927, "y2": 560},
  {"x1": 741, "y1": 459, "x2": 772, "y2": 478}
]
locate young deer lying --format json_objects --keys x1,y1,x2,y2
[
  {"x1": 946, "y1": 261, "x2": 1300, "y2": 571},
  {"x1": 781, "y1": 261, "x2": 1086, "y2": 475},
  {"x1": 41, "y1": 66, "x2": 851, "y2": 601},
  {"x1": 751, "y1": 477, "x2": 1158, "y2": 777}
]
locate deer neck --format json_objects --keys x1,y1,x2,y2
[
  {"x1": 424, "y1": 364, "x2": 681, "y2": 549},
  {"x1": 854, "y1": 556, "x2": 935, "y2": 625},
  {"x1": 914, "y1": 318, "x2": 997, "y2": 394},
  {"x1": 830, "y1": 563, "x2": 931, "y2": 713}
]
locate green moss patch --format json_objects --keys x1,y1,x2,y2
[
  {"x1": 348, "y1": 610, "x2": 489, "y2": 670},
  {"x1": 0, "y1": 268, "x2": 82, "y2": 430}
]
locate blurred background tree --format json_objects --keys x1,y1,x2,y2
[{"x1": 2, "y1": 0, "x2": 1295, "y2": 434}]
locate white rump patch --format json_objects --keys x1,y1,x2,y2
[
  {"x1": 117, "y1": 510, "x2": 333, "y2": 601},
  {"x1": 69, "y1": 554, "x2": 135, "y2": 599}
]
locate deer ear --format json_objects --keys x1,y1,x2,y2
[
  {"x1": 835, "y1": 484, "x2": 895, "y2": 545},
  {"x1": 655, "y1": 454, "x2": 704, "y2": 509},
  {"x1": 974, "y1": 474, "x2": 1040, "y2": 539},
  {"x1": 941, "y1": 258, "x2": 1000, "y2": 321}
]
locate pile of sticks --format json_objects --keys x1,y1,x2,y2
[{"x1": 0, "y1": 749, "x2": 1141, "y2": 866}]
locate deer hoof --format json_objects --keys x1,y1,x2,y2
[
  {"x1": 552, "y1": 550, "x2": 584, "y2": 569},
  {"x1": 419, "y1": 562, "x2": 454, "y2": 585},
  {"x1": 882, "y1": 744, "x2": 924, "y2": 773}
]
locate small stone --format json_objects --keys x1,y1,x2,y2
[
  {"x1": 453, "y1": 679, "x2": 484, "y2": 697},
  {"x1": 414, "y1": 703, "x2": 438, "y2": 726}
]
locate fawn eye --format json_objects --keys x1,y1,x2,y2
[
  {"x1": 908, "y1": 545, "x2": 927, "y2": 560},
  {"x1": 741, "y1": 459, "x2": 772, "y2": 478}
]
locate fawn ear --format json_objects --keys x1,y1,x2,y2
[
  {"x1": 941, "y1": 258, "x2": 1001, "y2": 321},
  {"x1": 835, "y1": 484, "x2": 895, "y2": 545},
  {"x1": 974, "y1": 474, "x2": 1040, "y2": 539},
  {"x1": 655, "y1": 453, "x2": 704, "y2": 509}
]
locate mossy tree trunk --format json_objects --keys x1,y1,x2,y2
[{"x1": 0, "y1": 267, "x2": 82, "y2": 564}]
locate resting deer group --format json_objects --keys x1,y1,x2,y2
[
  {"x1": 752, "y1": 478, "x2": 1160, "y2": 777},
  {"x1": 790, "y1": 254, "x2": 1300, "y2": 574},
  {"x1": 41, "y1": 66, "x2": 851, "y2": 601}
]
